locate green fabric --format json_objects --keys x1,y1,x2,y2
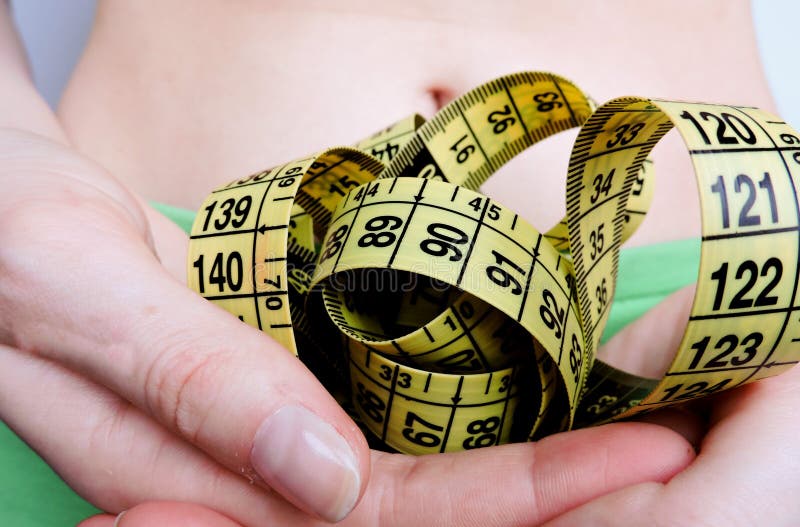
[
  {"x1": 151, "y1": 201, "x2": 197, "y2": 234},
  {"x1": 0, "y1": 424, "x2": 99, "y2": 525},
  {"x1": 602, "y1": 237, "x2": 701, "y2": 343},
  {"x1": 0, "y1": 202, "x2": 700, "y2": 525}
]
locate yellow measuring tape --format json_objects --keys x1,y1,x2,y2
[{"x1": 187, "y1": 71, "x2": 800, "y2": 454}]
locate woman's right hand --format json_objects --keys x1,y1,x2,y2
[{"x1": 0, "y1": 127, "x2": 372, "y2": 523}]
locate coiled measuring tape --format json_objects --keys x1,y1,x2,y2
[{"x1": 187, "y1": 71, "x2": 800, "y2": 454}]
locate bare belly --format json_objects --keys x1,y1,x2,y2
[{"x1": 58, "y1": 0, "x2": 772, "y2": 246}]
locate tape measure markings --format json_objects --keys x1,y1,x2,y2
[
  {"x1": 252, "y1": 163, "x2": 295, "y2": 341},
  {"x1": 700, "y1": 105, "x2": 800, "y2": 387},
  {"x1": 444, "y1": 303, "x2": 493, "y2": 370},
  {"x1": 568, "y1": 99, "x2": 800, "y2": 420},
  {"x1": 326, "y1": 181, "x2": 377, "y2": 273},
  {"x1": 188, "y1": 149, "x2": 383, "y2": 354},
  {"x1": 323, "y1": 192, "x2": 541, "y2": 264},
  {"x1": 312, "y1": 178, "x2": 582, "y2": 425},
  {"x1": 188, "y1": 72, "x2": 800, "y2": 452},
  {"x1": 346, "y1": 340, "x2": 523, "y2": 453}
]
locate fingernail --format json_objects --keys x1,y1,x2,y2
[
  {"x1": 113, "y1": 511, "x2": 127, "y2": 527},
  {"x1": 251, "y1": 405, "x2": 361, "y2": 522}
]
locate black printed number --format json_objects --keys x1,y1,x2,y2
[
  {"x1": 710, "y1": 258, "x2": 783, "y2": 311},
  {"x1": 356, "y1": 382, "x2": 386, "y2": 423},
  {"x1": 488, "y1": 105, "x2": 516, "y2": 134},
  {"x1": 533, "y1": 92, "x2": 563, "y2": 112},
  {"x1": 688, "y1": 332, "x2": 762, "y2": 370},
  {"x1": 659, "y1": 379, "x2": 732, "y2": 402},
  {"x1": 450, "y1": 135, "x2": 476, "y2": 164},
  {"x1": 420, "y1": 223, "x2": 469, "y2": 261},
  {"x1": 780, "y1": 134, "x2": 800, "y2": 170},
  {"x1": 192, "y1": 252, "x2": 243, "y2": 294},
  {"x1": 595, "y1": 278, "x2": 608, "y2": 315},
  {"x1": 710, "y1": 173, "x2": 778, "y2": 229},
  {"x1": 569, "y1": 334, "x2": 583, "y2": 383},
  {"x1": 589, "y1": 223, "x2": 605, "y2": 260},
  {"x1": 319, "y1": 225, "x2": 348, "y2": 262},
  {"x1": 467, "y1": 197, "x2": 501, "y2": 220},
  {"x1": 358, "y1": 215, "x2": 403, "y2": 248},
  {"x1": 498, "y1": 375, "x2": 511, "y2": 392},
  {"x1": 434, "y1": 350, "x2": 483, "y2": 372},
  {"x1": 590, "y1": 169, "x2": 614, "y2": 204},
  {"x1": 631, "y1": 169, "x2": 645, "y2": 196},
  {"x1": 539, "y1": 289, "x2": 566, "y2": 339},
  {"x1": 371, "y1": 142, "x2": 400, "y2": 162},
  {"x1": 202, "y1": 196, "x2": 253, "y2": 231},
  {"x1": 606, "y1": 123, "x2": 645, "y2": 148},
  {"x1": 327, "y1": 175, "x2": 359, "y2": 197},
  {"x1": 679, "y1": 110, "x2": 757, "y2": 145},
  {"x1": 402, "y1": 412, "x2": 444, "y2": 448},
  {"x1": 486, "y1": 250, "x2": 525, "y2": 295},
  {"x1": 377, "y1": 367, "x2": 411, "y2": 389},
  {"x1": 462, "y1": 417, "x2": 500, "y2": 449},
  {"x1": 353, "y1": 184, "x2": 379, "y2": 202}
]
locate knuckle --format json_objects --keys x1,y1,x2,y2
[
  {"x1": 142, "y1": 336, "x2": 233, "y2": 443},
  {"x1": 376, "y1": 456, "x2": 458, "y2": 527},
  {"x1": 87, "y1": 395, "x2": 134, "y2": 451}
]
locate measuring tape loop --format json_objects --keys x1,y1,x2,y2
[
  {"x1": 344, "y1": 337, "x2": 527, "y2": 454},
  {"x1": 309, "y1": 177, "x2": 582, "y2": 448},
  {"x1": 188, "y1": 147, "x2": 382, "y2": 355},
  {"x1": 568, "y1": 98, "x2": 800, "y2": 424},
  {"x1": 187, "y1": 72, "x2": 800, "y2": 454}
]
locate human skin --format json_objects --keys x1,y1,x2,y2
[
  {"x1": 3, "y1": 1, "x2": 800, "y2": 526},
  {"x1": 60, "y1": 0, "x2": 775, "y2": 250}
]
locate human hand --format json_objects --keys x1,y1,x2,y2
[
  {"x1": 0, "y1": 127, "x2": 373, "y2": 523},
  {"x1": 0, "y1": 129, "x2": 695, "y2": 526},
  {"x1": 75, "y1": 420, "x2": 694, "y2": 527},
  {"x1": 84, "y1": 281, "x2": 800, "y2": 527},
  {"x1": 87, "y1": 358, "x2": 800, "y2": 527},
  {"x1": 542, "y1": 287, "x2": 800, "y2": 526}
]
